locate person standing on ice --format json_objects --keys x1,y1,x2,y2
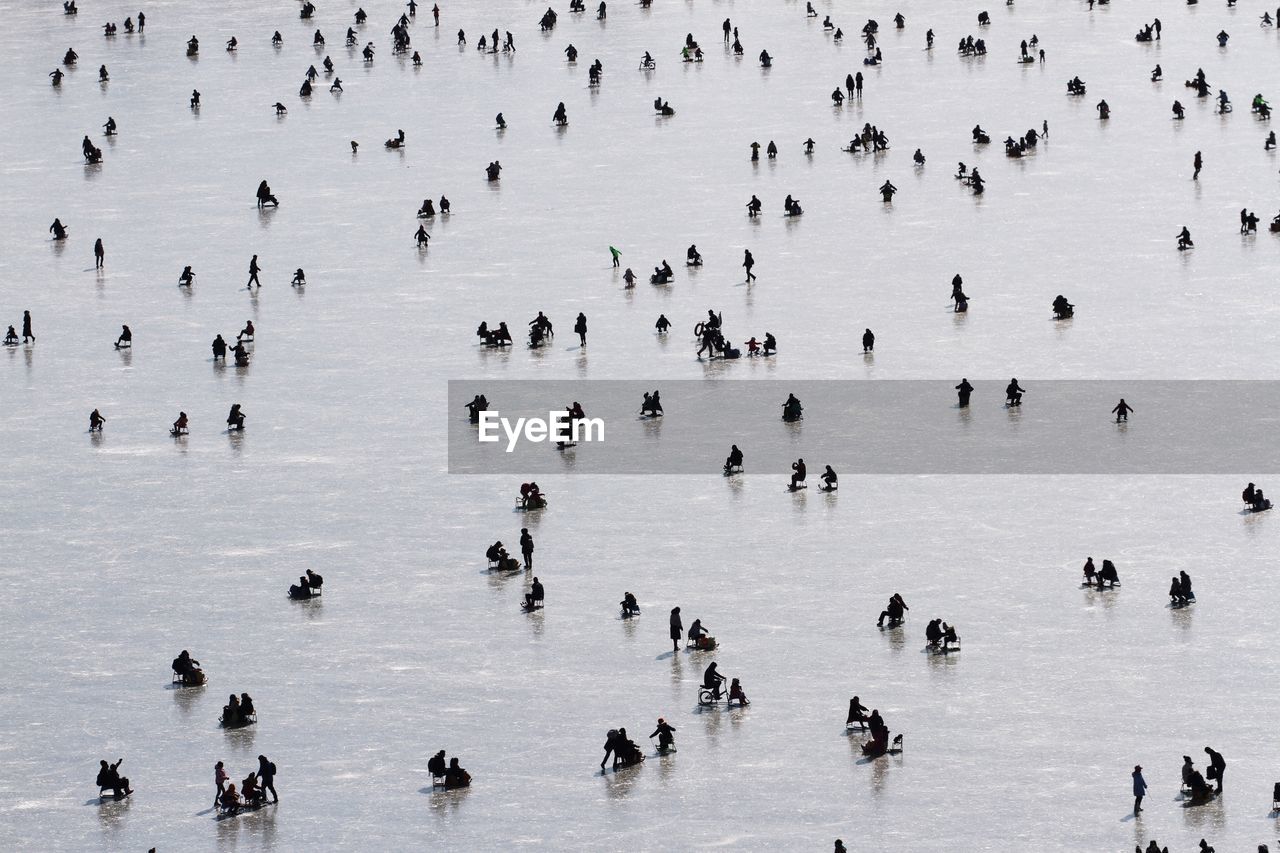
[
  {"x1": 669, "y1": 607, "x2": 682, "y2": 652},
  {"x1": 574, "y1": 312, "x2": 587, "y2": 346},
  {"x1": 520, "y1": 528, "x2": 534, "y2": 569},
  {"x1": 1132, "y1": 765, "x2": 1147, "y2": 814},
  {"x1": 1203, "y1": 746, "x2": 1225, "y2": 792},
  {"x1": 742, "y1": 249, "x2": 756, "y2": 282},
  {"x1": 1112, "y1": 399, "x2": 1133, "y2": 422},
  {"x1": 609, "y1": 246, "x2": 621, "y2": 268}
]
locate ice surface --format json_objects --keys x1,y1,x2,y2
[{"x1": 2, "y1": 0, "x2": 1280, "y2": 851}]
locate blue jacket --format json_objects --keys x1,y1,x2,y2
[{"x1": 1132, "y1": 770, "x2": 1147, "y2": 796}]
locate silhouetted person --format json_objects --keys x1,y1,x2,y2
[
  {"x1": 702, "y1": 661, "x2": 726, "y2": 699},
  {"x1": 96, "y1": 758, "x2": 131, "y2": 798},
  {"x1": 524, "y1": 576, "x2": 544, "y2": 609},
  {"x1": 1005, "y1": 378, "x2": 1025, "y2": 406},
  {"x1": 256, "y1": 180, "x2": 279, "y2": 208},
  {"x1": 669, "y1": 607, "x2": 682, "y2": 652},
  {"x1": 1112, "y1": 399, "x2": 1133, "y2": 422},
  {"x1": 256, "y1": 756, "x2": 278, "y2": 803},
  {"x1": 49, "y1": 218, "x2": 68, "y2": 240},
  {"x1": 724, "y1": 444, "x2": 743, "y2": 473},
  {"x1": 847, "y1": 696, "x2": 869, "y2": 728},
  {"x1": 1204, "y1": 746, "x2": 1225, "y2": 792},
  {"x1": 877, "y1": 593, "x2": 908, "y2": 627},
  {"x1": 114, "y1": 324, "x2": 131, "y2": 348},
  {"x1": 94, "y1": 238, "x2": 104, "y2": 269},
  {"x1": 956, "y1": 378, "x2": 974, "y2": 407},
  {"x1": 743, "y1": 249, "x2": 756, "y2": 282},
  {"x1": 650, "y1": 718, "x2": 676, "y2": 751},
  {"x1": 782, "y1": 393, "x2": 802, "y2": 421},
  {"x1": 862, "y1": 329, "x2": 874, "y2": 352},
  {"x1": 790, "y1": 458, "x2": 807, "y2": 489},
  {"x1": 21, "y1": 311, "x2": 33, "y2": 343},
  {"x1": 444, "y1": 757, "x2": 470, "y2": 788},
  {"x1": 247, "y1": 255, "x2": 261, "y2": 288},
  {"x1": 520, "y1": 528, "x2": 534, "y2": 568},
  {"x1": 574, "y1": 312, "x2": 587, "y2": 346}
]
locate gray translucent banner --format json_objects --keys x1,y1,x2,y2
[{"x1": 447, "y1": 380, "x2": 1280, "y2": 475}]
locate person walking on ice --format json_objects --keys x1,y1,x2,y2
[
  {"x1": 1132, "y1": 764, "x2": 1147, "y2": 814},
  {"x1": 247, "y1": 254, "x2": 261, "y2": 288}
]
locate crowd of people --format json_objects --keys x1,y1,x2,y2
[{"x1": 38, "y1": 2, "x2": 1280, "y2": 849}]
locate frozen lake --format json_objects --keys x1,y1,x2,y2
[{"x1": 2, "y1": 0, "x2": 1280, "y2": 850}]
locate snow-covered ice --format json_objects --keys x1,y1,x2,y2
[{"x1": 2, "y1": 0, "x2": 1280, "y2": 850}]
